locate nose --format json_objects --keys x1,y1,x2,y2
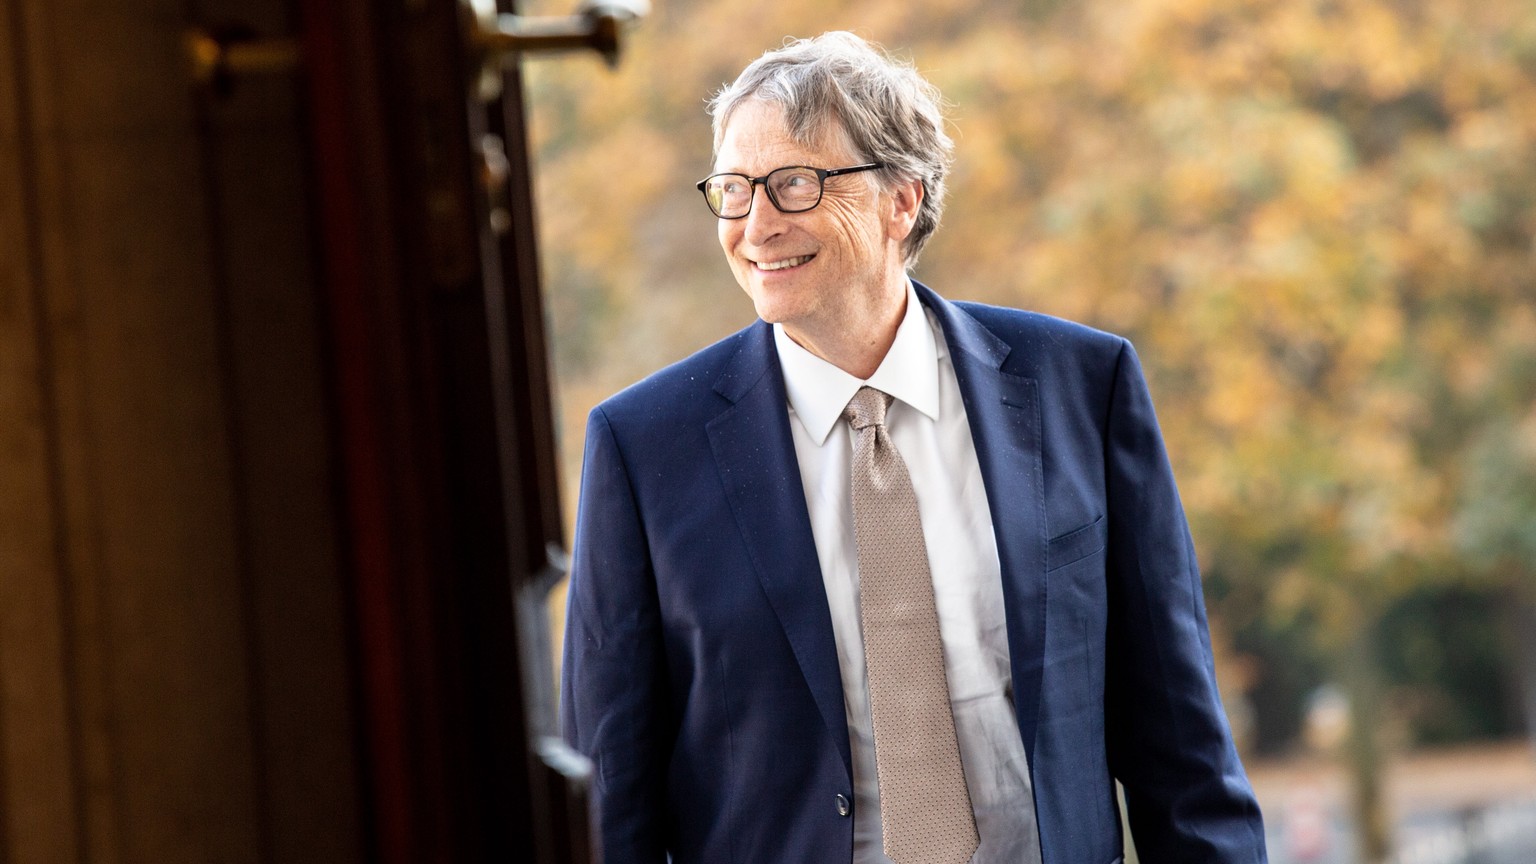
[{"x1": 741, "y1": 183, "x2": 788, "y2": 246}]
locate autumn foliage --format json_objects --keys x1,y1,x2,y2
[{"x1": 524, "y1": 0, "x2": 1536, "y2": 751}]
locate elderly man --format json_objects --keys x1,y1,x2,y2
[{"x1": 561, "y1": 31, "x2": 1267, "y2": 864}]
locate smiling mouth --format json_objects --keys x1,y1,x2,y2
[{"x1": 756, "y1": 254, "x2": 815, "y2": 272}]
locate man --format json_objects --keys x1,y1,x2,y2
[{"x1": 561, "y1": 31, "x2": 1267, "y2": 864}]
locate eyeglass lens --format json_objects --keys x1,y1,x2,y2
[{"x1": 704, "y1": 167, "x2": 823, "y2": 218}]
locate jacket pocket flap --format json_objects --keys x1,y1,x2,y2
[{"x1": 1046, "y1": 514, "x2": 1107, "y2": 571}]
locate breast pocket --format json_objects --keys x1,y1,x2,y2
[
  {"x1": 1044, "y1": 515, "x2": 1110, "y2": 719},
  {"x1": 1046, "y1": 514, "x2": 1107, "y2": 573}
]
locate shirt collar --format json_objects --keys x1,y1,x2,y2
[{"x1": 773, "y1": 280, "x2": 941, "y2": 446}]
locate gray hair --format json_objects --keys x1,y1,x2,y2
[{"x1": 708, "y1": 32, "x2": 955, "y2": 266}]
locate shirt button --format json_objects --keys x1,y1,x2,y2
[{"x1": 835, "y1": 794, "x2": 851, "y2": 817}]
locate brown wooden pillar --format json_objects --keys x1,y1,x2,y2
[{"x1": 0, "y1": 0, "x2": 598, "y2": 861}]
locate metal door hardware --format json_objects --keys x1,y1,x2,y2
[{"x1": 464, "y1": 0, "x2": 649, "y2": 101}]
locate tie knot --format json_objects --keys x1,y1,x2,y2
[{"x1": 843, "y1": 386, "x2": 892, "y2": 432}]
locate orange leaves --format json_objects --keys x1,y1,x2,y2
[{"x1": 524, "y1": 0, "x2": 1536, "y2": 614}]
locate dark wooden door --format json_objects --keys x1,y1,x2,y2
[
  {"x1": 300, "y1": 1, "x2": 592, "y2": 862},
  {"x1": 0, "y1": 0, "x2": 600, "y2": 861}
]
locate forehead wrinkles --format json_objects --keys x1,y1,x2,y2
[{"x1": 714, "y1": 99, "x2": 859, "y2": 172}]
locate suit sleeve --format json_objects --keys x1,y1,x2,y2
[
  {"x1": 561, "y1": 405, "x2": 671, "y2": 862},
  {"x1": 1101, "y1": 340, "x2": 1268, "y2": 862}
]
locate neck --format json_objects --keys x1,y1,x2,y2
[
  {"x1": 783, "y1": 286, "x2": 907, "y2": 380},
  {"x1": 787, "y1": 330, "x2": 894, "y2": 380}
]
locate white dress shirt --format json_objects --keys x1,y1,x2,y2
[{"x1": 773, "y1": 281, "x2": 1043, "y2": 864}]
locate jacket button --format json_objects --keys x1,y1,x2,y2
[{"x1": 835, "y1": 794, "x2": 851, "y2": 817}]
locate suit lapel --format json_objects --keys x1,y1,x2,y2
[
  {"x1": 705, "y1": 322, "x2": 853, "y2": 779},
  {"x1": 917, "y1": 282, "x2": 1048, "y2": 770}
]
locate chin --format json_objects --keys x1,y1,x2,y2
[
  {"x1": 743, "y1": 286, "x2": 788, "y2": 324},
  {"x1": 750, "y1": 300, "x2": 788, "y2": 325}
]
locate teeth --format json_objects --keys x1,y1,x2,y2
[{"x1": 758, "y1": 255, "x2": 813, "y2": 271}]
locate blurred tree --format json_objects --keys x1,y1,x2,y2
[
  {"x1": 521, "y1": 0, "x2": 1536, "y2": 860},
  {"x1": 1378, "y1": 585, "x2": 1524, "y2": 745}
]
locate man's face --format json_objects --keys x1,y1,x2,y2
[{"x1": 713, "y1": 99, "x2": 916, "y2": 348}]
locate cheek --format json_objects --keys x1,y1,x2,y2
[
  {"x1": 821, "y1": 203, "x2": 880, "y2": 253},
  {"x1": 718, "y1": 223, "x2": 753, "y2": 289}
]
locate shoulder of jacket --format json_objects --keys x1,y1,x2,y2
[
  {"x1": 593, "y1": 323, "x2": 759, "y2": 427},
  {"x1": 953, "y1": 300, "x2": 1122, "y2": 350}
]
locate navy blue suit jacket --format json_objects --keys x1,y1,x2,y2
[{"x1": 561, "y1": 281, "x2": 1267, "y2": 863}]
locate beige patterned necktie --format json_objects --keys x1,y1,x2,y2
[{"x1": 844, "y1": 386, "x2": 978, "y2": 864}]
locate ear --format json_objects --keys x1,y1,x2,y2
[{"x1": 885, "y1": 175, "x2": 924, "y2": 242}]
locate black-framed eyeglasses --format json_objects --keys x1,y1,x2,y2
[{"x1": 695, "y1": 163, "x2": 884, "y2": 219}]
